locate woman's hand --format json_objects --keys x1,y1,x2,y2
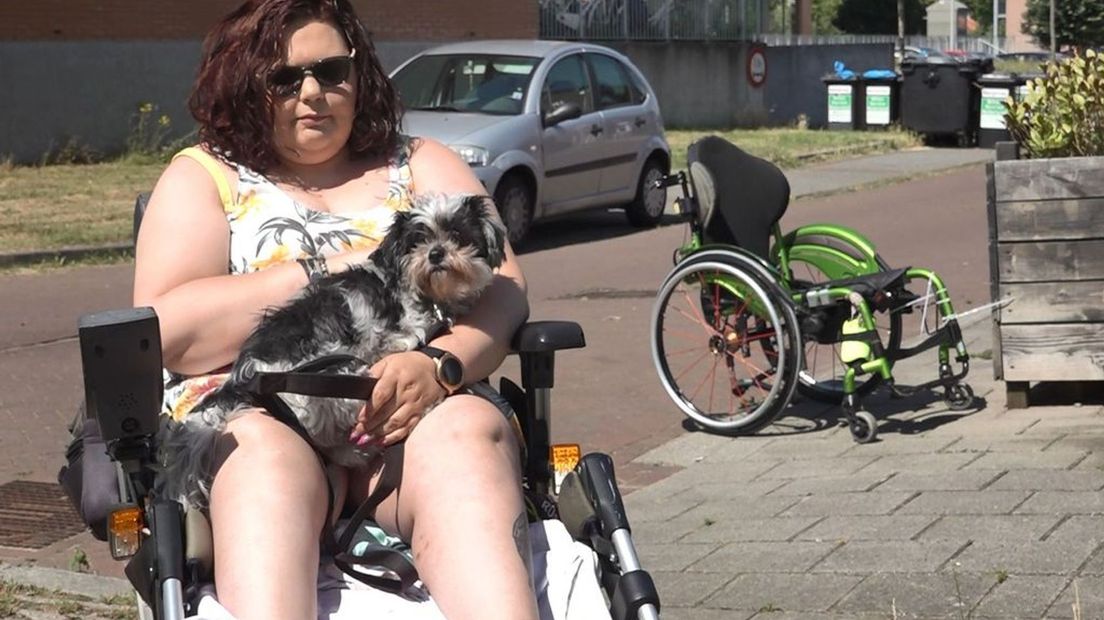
[
  {"x1": 326, "y1": 244, "x2": 378, "y2": 274},
  {"x1": 351, "y1": 350, "x2": 447, "y2": 447}
]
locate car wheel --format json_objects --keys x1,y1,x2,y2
[
  {"x1": 493, "y1": 173, "x2": 533, "y2": 247},
  {"x1": 625, "y1": 157, "x2": 667, "y2": 228}
]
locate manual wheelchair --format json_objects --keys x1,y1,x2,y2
[
  {"x1": 649, "y1": 136, "x2": 974, "y2": 443},
  {"x1": 70, "y1": 194, "x2": 662, "y2": 620}
]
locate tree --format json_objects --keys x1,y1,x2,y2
[
  {"x1": 1024, "y1": 0, "x2": 1104, "y2": 49},
  {"x1": 813, "y1": 0, "x2": 844, "y2": 34},
  {"x1": 834, "y1": 0, "x2": 926, "y2": 34}
]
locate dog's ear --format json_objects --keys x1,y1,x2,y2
[
  {"x1": 375, "y1": 208, "x2": 413, "y2": 272},
  {"x1": 464, "y1": 195, "x2": 507, "y2": 269}
]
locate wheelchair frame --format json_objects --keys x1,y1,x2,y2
[
  {"x1": 650, "y1": 138, "x2": 973, "y2": 443},
  {"x1": 73, "y1": 193, "x2": 663, "y2": 620}
]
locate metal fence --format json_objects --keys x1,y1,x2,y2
[{"x1": 539, "y1": 0, "x2": 769, "y2": 41}]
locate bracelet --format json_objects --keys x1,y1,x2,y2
[{"x1": 296, "y1": 256, "x2": 330, "y2": 284}]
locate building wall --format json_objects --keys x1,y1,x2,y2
[
  {"x1": 1003, "y1": 0, "x2": 1037, "y2": 52},
  {"x1": 0, "y1": 1, "x2": 536, "y2": 41}
]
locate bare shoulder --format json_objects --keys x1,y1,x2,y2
[{"x1": 407, "y1": 137, "x2": 486, "y2": 196}]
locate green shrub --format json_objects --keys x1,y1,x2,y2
[{"x1": 1006, "y1": 50, "x2": 1104, "y2": 158}]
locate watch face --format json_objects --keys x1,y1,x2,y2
[{"x1": 440, "y1": 356, "x2": 464, "y2": 387}]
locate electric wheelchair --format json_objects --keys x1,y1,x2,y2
[
  {"x1": 72, "y1": 194, "x2": 661, "y2": 620},
  {"x1": 650, "y1": 136, "x2": 974, "y2": 443}
]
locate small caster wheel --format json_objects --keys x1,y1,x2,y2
[
  {"x1": 849, "y1": 410, "x2": 878, "y2": 444},
  {"x1": 945, "y1": 383, "x2": 975, "y2": 411}
]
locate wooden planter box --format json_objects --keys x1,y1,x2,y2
[{"x1": 987, "y1": 143, "x2": 1104, "y2": 407}]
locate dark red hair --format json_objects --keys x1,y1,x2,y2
[{"x1": 188, "y1": 0, "x2": 401, "y2": 172}]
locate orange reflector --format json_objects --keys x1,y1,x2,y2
[
  {"x1": 108, "y1": 505, "x2": 143, "y2": 560},
  {"x1": 551, "y1": 443, "x2": 581, "y2": 494}
]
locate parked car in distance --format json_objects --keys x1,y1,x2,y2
[{"x1": 390, "y1": 40, "x2": 670, "y2": 246}]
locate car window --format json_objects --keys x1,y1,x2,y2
[
  {"x1": 392, "y1": 54, "x2": 539, "y2": 115},
  {"x1": 586, "y1": 53, "x2": 634, "y2": 110},
  {"x1": 541, "y1": 54, "x2": 591, "y2": 116}
]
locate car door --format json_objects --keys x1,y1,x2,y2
[
  {"x1": 586, "y1": 52, "x2": 650, "y2": 196},
  {"x1": 539, "y1": 53, "x2": 604, "y2": 212}
]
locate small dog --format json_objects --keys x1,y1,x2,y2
[{"x1": 159, "y1": 193, "x2": 507, "y2": 507}]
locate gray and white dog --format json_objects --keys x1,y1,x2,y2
[{"x1": 159, "y1": 193, "x2": 507, "y2": 507}]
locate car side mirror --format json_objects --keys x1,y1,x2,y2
[{"x1": 542, "y1": 102, "x2": 582, "y2": 127}]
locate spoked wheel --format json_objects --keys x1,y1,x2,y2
[
  {"x1": 790, "y1": 255, "x2": 903, "y2": 404},
  {"x1": 651, "y1": 259, "x2": 801, "y2": 434}
]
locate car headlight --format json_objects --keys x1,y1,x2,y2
[{"x1": 450, "y1": 145, "x2": 489, "y2": 167}]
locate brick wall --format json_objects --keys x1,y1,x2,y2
[{"x1": 0, "y1": 1, "x2": 536, "y2": 41}]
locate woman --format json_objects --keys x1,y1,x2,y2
[{"x1": 132, "y1": 1, "x2": 535, "y2": 618}]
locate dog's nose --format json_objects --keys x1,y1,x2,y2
[{"x1": 428, "y1": 247, "x2": 445, "y2": 265}]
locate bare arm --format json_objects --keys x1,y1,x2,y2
[
  {"x1": 133, "y1": 156, "x2": 324, "y2": 375},
  {"x1": 408, "y1": 138, "x2": 530, "y2": 381}
]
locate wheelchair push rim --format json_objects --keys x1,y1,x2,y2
[{"x1": 651, "y1": 260, "x2": 800, "y2": 433}]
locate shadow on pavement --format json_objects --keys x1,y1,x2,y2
[
  {"x1": 514, "y1": 210, "x2": 684, "y2": 255},
  {"x1": 1027, "y1": 381, "x2": 1104, "y2": 407}
]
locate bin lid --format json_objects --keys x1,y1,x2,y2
[{"x1": 978, "y1": 72, "x2": 1016, "y2": 82}]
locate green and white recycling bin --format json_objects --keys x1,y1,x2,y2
[
  {"x1": 976, "y1": 73, "x2": 1017, "y2": 148},
  {"x1": 823, "y1": 77, "x2": 864, "y2": 130},
  {"x1": 862, "y1": 76, "x2": 900, "y2": 129}
]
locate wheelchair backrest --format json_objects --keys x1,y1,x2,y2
[{"x1": 688, "y1": 136, "x2": 790, "y2": 260}]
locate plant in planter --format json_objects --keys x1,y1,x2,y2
[{"x1": 988, "y1": 50, "x2": 1104, "y2": 407}]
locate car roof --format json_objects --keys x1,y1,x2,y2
[{"x1": 411, "y1": 39, "x2": 613, "y2": 59}]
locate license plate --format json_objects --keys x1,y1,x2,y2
[{"x1": 550, "y1": 443, "x2": 581, "y2": 494}]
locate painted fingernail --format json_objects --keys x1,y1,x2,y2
[
  {"x1": 356, "y1": 434, "x2": 375, "y2": 447},
  {"x1": 349, "y1": 429, "x2": 363, "y2": 443}
]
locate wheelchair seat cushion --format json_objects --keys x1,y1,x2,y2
[{"x1": 689, "y1": 136, "x2": 791, "y2": 260}]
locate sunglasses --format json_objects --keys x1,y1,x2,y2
[{"x1": 268, "y1": 49, "x2": 356, "y2": 97}]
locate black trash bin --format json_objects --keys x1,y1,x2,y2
[
  {"x1": 900, "y1": 56, "x2": 989, "y2": 145},
  {"x1": 823, "y1": 76, "x2": 864, "y2": 130},
  {"x1": 861, "y1": 75, "x2": 901, "y2": 130},
  {"x1": 976, "y1": 73, "x2": 1017, "y2": 148}
]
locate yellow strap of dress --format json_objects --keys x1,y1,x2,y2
[{"x1": 172, "y1": 147, "x2": 234, "y2": 212}]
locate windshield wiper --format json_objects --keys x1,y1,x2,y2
[{"x1": 412, "y1": 105, "x2": 463, "y2": 112}]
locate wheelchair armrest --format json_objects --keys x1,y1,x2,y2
[{"x1": 510, "y1": 321, "x2": 586, "y2": 354}]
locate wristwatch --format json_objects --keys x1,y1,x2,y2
[{"x1": 419, "y1": 346, "x2": 464, "y2": 394}]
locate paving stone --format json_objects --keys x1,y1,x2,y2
[
  {"x1": 971, "y1": 574, "x2": 1068, "y2": 619},
  {"x1": 877, "y1": 470, "x2": 1003, "y2": 492},
  {"x1": 633, "y1": 431, "x2": 766, "y2": 467},
  {"x1": 895, "y1": 490, "x2": 1031, "y2": 515},
  {"x1": 1015, "y1": 491, "x2": 1104, "y2": 515},
  {"x1": 677, "y1": 495, "x2": 804, "y2": 523},
  {"x1": 988, "y1": 469, "x2": 1104, "y2": 492},
  {"x1": 756, "y1": 456, "x2": 880, "y2": 480},
  {"x1": 680, "y1": 516, "x2": 821, "y2": 544},
  {"x1": 859, "y1": 452, "x2": 980, "y2": 475},
  {"x1": 1043, "y1": 516, "x2": 1104, "y2": 545},
  {"x1": 768, "y1": 472, "x2": 893, "y2": 496},
  {"x1": 660, "y1": 606, "x2": 754, "y2": 620},
  {"x1": 963, "y1": 450, "x2": 1089, "y2": 471},
  {"x1": 632, "y1": 513, "x2": 709, "y2": 544},
  {"x1": 637, "y1": 542, "x2": 722, "y2": 572},
  {"x1": 916, "y1": 515, "x2": 1061, "y2": 542},
  {"x1": 649, "y1": 570, "x2": 734, "y2": 608},
  {"x1": 952, "y1": 539, "x2": 1096, "y2": 575},
  {"x1": 1075, "y1": 545, "x2": 1104, "y2": 575},
  {"x1": 831, "y1": 571, "x2": 991, "y2": 618},
  {"x1": 945, "y1": 435, "x2": 1061, "y2": 453},
  {"x1": 686, "y1": 541, "x2": 838, "y2": 573},
  {"x1": 780, "y1": 491, "x2": 916, "y2": 517},
  {"x1": 1046, "y1": 576, "x2": 1104, "y2": 619},
  {"x1": 672, "y1": 479, "x2": 791, "y2": 504},
  {"x1": 838, "y1": 434, "x2": 961, "y2": 457},
  {"x1": 742, "y1": 436, "x2": 857, "y2": 460},
  {"x1": 704, "y1": 573, "x2": 863, "y2": 612},
  {"x1": 811, "y1": 541, "x2": 963, "y2": 573},
  {"x1": 795, "y1": 515, "x2": 936, "y2": 542},
  {"x1": 624, "y1": 496, "x2": 703, "y2": 523}
]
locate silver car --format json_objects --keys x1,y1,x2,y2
[{"x1": 391, "y1": 40, "x2": 670, "y2": 245}]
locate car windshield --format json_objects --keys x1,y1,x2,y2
[{"x1": 392, "y1": 54, "x2": 540, "y2": 116}]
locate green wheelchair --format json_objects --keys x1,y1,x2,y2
[{"x1": 649, "y1": 136, "x2": 974, "y2": 443}]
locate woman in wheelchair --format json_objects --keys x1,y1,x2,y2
[{"x1": 132, "y1": 0, "x2": 536, "y2": 617}]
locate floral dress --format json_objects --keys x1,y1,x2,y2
[{"x1": 162, "y1": 137, "x2": 416, "y2": 421}]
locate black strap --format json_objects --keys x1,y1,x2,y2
[{"x1": 239, "y1": 356, "x2": 419, "y2": 594}]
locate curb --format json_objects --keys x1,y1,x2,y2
[
  {"x1": 0, "y1": 562, "x2": 132, "y2": 599},
  {"x1": 0, "y1": 243, "x2": 133, "y2": 269}
]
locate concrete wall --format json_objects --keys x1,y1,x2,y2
[
  {"x1": 765, "y1": 43, "x2": 894, "y2": 128},
  {"x1": 604, "y1": 41, "x2": 768, "y2": 128},
  {"x1": 0, "y1": 40, "x2": 437, "y2": 164}
]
